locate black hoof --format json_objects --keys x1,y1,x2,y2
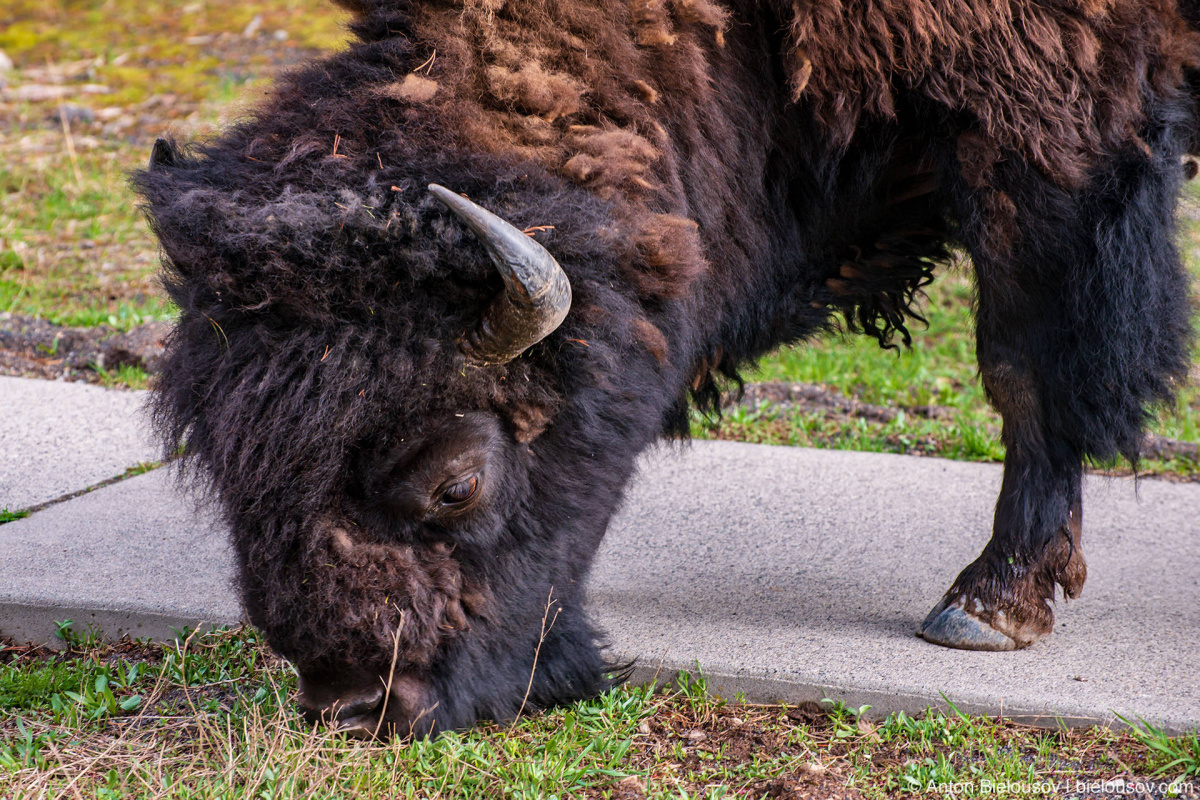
[{"x1": 918, "y1": 597, "x2": 1019, "y2": 651}]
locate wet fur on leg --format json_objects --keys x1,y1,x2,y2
[{"x1": 926, "y1": 493, "x2": 1088, "y2": 649}]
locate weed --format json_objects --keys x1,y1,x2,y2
[
  {"x1": 60, "y1": 667, "x2": 143, "y2": 720},
  {"x1": 0, "y1": 719, "x2": 56, "y2": 771},
  {"x1": 53, "y1": 619, "x2": 102, "y2": 651},
  {"x1": 1119, "y1": 714, "x2": 1200, "y2": 780},
  {"x1": 93, "y1": 361, "x2": 151, "y2": 389},
  {"x1": 0, "y1": 509, "x2": 30, "y2": 525}
]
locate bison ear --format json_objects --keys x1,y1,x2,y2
[
  {"x1": 149, "y1": 138, "x2": 177, "y2": 171},
  {"x1": 427, "y1": 184, "x2": 572, "y2": 365}
]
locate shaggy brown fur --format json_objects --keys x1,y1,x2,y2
[
  {"x1": 346, "y1": 0, "x2": 1200, "y2": 339},
  {"x1": 317, "y1": 523, "x2": 488, "y2": 668},
  {"x1": 354, "y1": 0, "x2": 736, "y2": 313},
  {"x1": 785, "y1": 0, "x2": 1200, "y2": 188}
]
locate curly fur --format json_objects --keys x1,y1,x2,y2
[{"x1": 135, "y1": 0, "x2": 1200, "y2": 732}]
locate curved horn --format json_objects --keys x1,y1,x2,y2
[{"x1": 428, "y1": 184, "x2": 572, "y2": 364}]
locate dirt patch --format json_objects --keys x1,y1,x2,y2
[
  {"x1": 734, "y1": 381, "x2": 954, "y2": 424},
  {"x1": 0, "y1": 311, "x2": 169, "y2": 383}
]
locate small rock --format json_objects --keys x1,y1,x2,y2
[
  {"x1": 102, "y1": 114, "x2": 136, "y2": 134},
  {"x1": 0, "y1": 50, "x2": 13, "y2": 72},
  {"x1": 684, "y1": 729, "x2": 706, "y2": 743},
  {"x1": 186, "y1": 35, "x2": 214, "y2": 45},
  {"x1": 610, "y1": 776, "x2": 646, "y2": 800},
  {"x1": 54, "y1": 104, "x2": 95, "y2": 124},
  {"x1": 5, "y1": 84, "x2": 74, "y2": 102},
  {"x1": 856, "y1": 718, "x2": 875, "y2": 736},
  {"x1": 79, "y1": 84, "x2": 111, "y2": 95},
  {"x1": 272, "y1": 29, "x2": 288, "y2": 42},
  {"x1": 802, "y1": 761, "x2": 827, "y2": 775},
  {"x1": 242, "y1": 14, "x2": 263, "y2": 37},
  {"x1": 636, "y1": 720, "x2": 651, "y2": 735},
  {"x1": 139, "y1": 94, "x2": 163, "y2": 109},
  {"x1": 729, "y1": 716, "x2": 744, "y2": 725}
]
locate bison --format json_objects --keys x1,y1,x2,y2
[{"x1": 135, "y1": 0, "x2": 1200, "y2": 737}]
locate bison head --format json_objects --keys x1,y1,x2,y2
[{"x1": 135, "y1": 129, "x2": 680, "y2": 736}]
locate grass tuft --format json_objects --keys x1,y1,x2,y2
[
  {"x1": 1, "y1": 628, "x2": 1196, "y2": 798},
  {"x1": 1119, "y1": 714, "x2": 1200, "y2": 781}
]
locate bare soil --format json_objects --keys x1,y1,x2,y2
[{"x1": 0, "y1": 311, "x2": 169, "y2": 383}]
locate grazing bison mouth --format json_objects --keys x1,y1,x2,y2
[
  {"x1": 286, "y1": 524, "x2": 488, "y2": 738},
  {"x1": 297, "y1": 664, "x2": 442, "y2": 740}
]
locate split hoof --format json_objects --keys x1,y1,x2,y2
[{"x1": 917, "y1": 598, "x2": 1019, "y2": 651}]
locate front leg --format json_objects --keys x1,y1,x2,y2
[{"x1": 920, "y1": 362, "x2": 1087, "y2": 650}]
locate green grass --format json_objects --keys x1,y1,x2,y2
[
  {"x1": 752, "y1": 268, "x2": 982, "y2": 412},
  {"x1": 0, "y1": 0, "x2": 348, "y2": 329},
  {"x1": 0, "y1": 509, "x2": 31, "y2": 525},
  {"x1": 0, "y1": 145, "x2": 174, "y2": 329},
  {"x1": 1, "y1": 627, "x2": 1196, "y2": 799},
  {"x1": 1119, "y1": 715, "x2": 1200, "y2": 781},
  {"x1": 94, "y1": 362, "x2": 152, "y2": 390}
]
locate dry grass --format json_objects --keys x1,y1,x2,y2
[{"x1": 2, "y1": 628, "x2": 1198, "y2": 799}]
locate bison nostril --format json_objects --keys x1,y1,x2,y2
[
  {"x1": 329, "y1": 685, "x2": 385, "y2": 721},
  {"x1": 297, "y1": 679, "x2": 385, "y2": 726},
  {"x1": 297, "y1": 672, "x2": 437, "y2": 739}
]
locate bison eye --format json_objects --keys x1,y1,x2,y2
[{"x1": 439, "y1": 476, "x2": 478, "y2": 506}]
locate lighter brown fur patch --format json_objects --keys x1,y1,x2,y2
[
  {"x1": 626, "y1": 213, "x2": 706, "y2": 299},
  {"x1": 323, "y1": 523, "x2": 487, "y2": 667},
  {"x1": 487, "y1": 62, "x2": 586, "y2": 121},
  {"x1": 631, "y1": 317, "x2": 669, "y2": 364},
  {"x1": 379, "y1": 74, "x2": 440, "y2": 103}
]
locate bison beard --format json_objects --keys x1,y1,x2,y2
[{"x1": 135, "y1": 0, "x2": 1199, "y2": 736}]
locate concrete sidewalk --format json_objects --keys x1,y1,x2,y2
[
  {"x1": 1, "y1": 376, "x2": 156, "y2": 510},
  {"x1": 1, "y1": 376, "x2": 1197, "y2": 732},
  {"x1": 594, "y1": 444, "x2": 1199, "y2": 732}
]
